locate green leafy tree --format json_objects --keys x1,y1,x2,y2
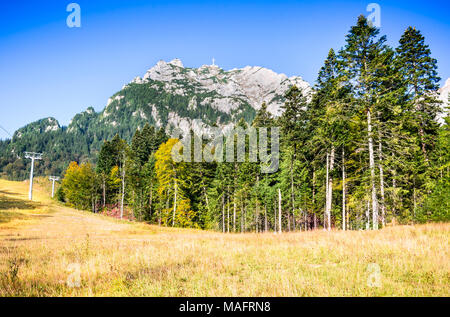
[{"x1": 61, "y1": 161, "x2": 98, "y2": 211}]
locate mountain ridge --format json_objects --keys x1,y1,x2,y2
[
  {"x1": 1, "y1": 58, "x2": 448, "y2": 180},
  {"x1": 0, "y1": 59, "x2": 312, "y2": 179}
]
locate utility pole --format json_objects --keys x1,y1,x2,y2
[
  {"x1": 24, "y1": 152, "x2": 43, "y2": 201},
  {"x1": 49, "y1": 176, "x2": 60, "y2": 198}
]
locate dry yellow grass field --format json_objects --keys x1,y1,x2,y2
[{"x1": 0, "y1": 178, "x2": 449, "y2": 297}]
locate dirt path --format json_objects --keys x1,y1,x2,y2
[
  {"x1": 0, "y1": 179, "x2": 448, "y2": 297},
  {"x1": 0, "y1": 178, "x2": 139, "y2": 244},
  {"x1": 4, "y1": 206, "x2": 133, "y2": 241}
]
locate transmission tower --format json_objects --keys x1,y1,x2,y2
[
  {"x1": 24, "y1": 152, "x2": 43, "y2": 200},
  {"x1": 49, "y1": 176, "x2": 60, "y2": 198}
]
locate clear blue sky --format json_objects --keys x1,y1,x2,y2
[{"x1": 0, "y1": 0, "x2": 449, "y2": 139}]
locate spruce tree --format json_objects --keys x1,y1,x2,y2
[
  {"x1": 339, "y1": 15, "x2": 391, "y2": 229},
  {"x1": 396, "y1": 27, "x2": 441, "y2": 163}
]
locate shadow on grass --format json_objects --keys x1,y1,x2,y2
[
  {"x1": 0, "y1": 211, "x2": 31, "y2": 224},
  {"x1": 0, "y1": 194, "x2": 40, "y2": 210},
  {"x1": 3, "y1": 237, "x2": 41, "y2": 241},
  {"x1": 122, "y1": 257, "x2": 197, "y2": 285},
  {"x1": 0, "y1": 193, "x2": 44, "y2": 224},
  {"x1": 0, "y1": 190, "x2": 21, "y2": 196}
]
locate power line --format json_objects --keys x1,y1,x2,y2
[{"x1": 0, "y1": 124, "x2": 12, "y2": 138}]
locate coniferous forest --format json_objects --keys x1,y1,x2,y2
[{"x1": 15, "y1": 16, "x2": 450, "y2": 230}]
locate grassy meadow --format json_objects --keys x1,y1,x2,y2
[{"x1": 0, "y1": 178, "x2": 448, "y2": 296}]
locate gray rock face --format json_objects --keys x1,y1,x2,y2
[
  {"x1": 113, "y1": 59, "x2": 311, "y2": 134},
  {"x1": 438, "y1": 78, "x2": 450, "y2": 124},
  {"x1": 140, "y1": 59, "x2": 310, "y2": 116}
]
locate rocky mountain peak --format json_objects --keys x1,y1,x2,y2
[
  {"x1": 168, "y1": 58, "x2": 184, "y2": 68},
  {"x1": 436, "y1": 77, "x2": 450, "y2": 124},
  {"x1": 132, "y1": 59, "x2": 310, "y2": 118},
  {"x1": 12, "y1": 117, "x2": 60, "y2": 140},
  {"x1": 439, "y1": 77, "x2": 450, "y2": 97}
]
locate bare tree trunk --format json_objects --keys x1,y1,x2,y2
[
  {"x1": 149, "y1": 179, "x2": 153, "y2": 212},
  {"x1": 273, "y1": 202, "x2": 277, "y2": 233},
  {"x1": 347, "y1": 205, "x2": 350, "y2": 230},
  {"x1": 233, "y1": 195, "x2": 236, "y2": 233},
  {"x1": 314, "y1": 213, "x2": 317, "y2": 230},
  {"x1": 294, "y1": 211, "x2": 297, "y2": 231},
  {"x1": 233, "y1": 163, "x2": 236, "y2": 232},
  {"x1": 325, "y1": 152, "x2": 329, "y2": 229},
  {"x1": 158, "y1": 207, "x2": 161, "y2": 226},
  {"x1": 264, "y1": 203, "x2": 268, "y2": 232},
  {"x1": 244, "y1": 199, "x2": 246, "y2": 232},
  {"x1": 378, "y1": 141, "x2": 386, "y2": 227},
  {"x1": 255, "y1": 176, "x2": 259, "y2": 233},
  {"x1": 172, "y1": 181, "x2": 177, "y2": 227},
  {"x1": 342, "y1": 147, "x2": 346, "y2": 231},
  {"x1": 290, "y1": 156, "x2": 295, "y2": 232},
  {"x1": 120, "y1": 162, "x2": 125, "y2": 220},
  {"x1": 327, "y1": 146, "x2": 335, "y2": 230},
  {"x1": 278, "y1": 188, "x2": 282, "y2": 234},
  {"x1": 287, "y1": 210, "x2": 291, "y2": 232},
  {"x1": 367, "y1": 110, "x2": 379, "y2": 230},
  {"x1": 293, "y1": 212, "x2": 296, "y2": 231},
  {"x1": 303, "y1": 209, "x2": 306, "y2": 231},
  {"x1": 241, "y1": 200, "x2": 244, "y2": 233},
  {"x1": 102, "y1": 176, "x2": 106, "y2": 208},
  {"x1": 366, "y1": 199, "x2": 370, "y2": 230},
  {"x1": 392, "y1": 165, "x2": 397, "y2": 217},
  {"x1": 140, "y1": 187, "x2": 144, "y2": 221},
  {"x1": 202, "y1": 180, "x2": 210, "y2": 213},
  {"x1": 227, "y1": 188, "x2": 230, "y2": 233},
  {"x1": 255, "y1": 200, "x2": 259, "y2": 233},
  {"x1": 325, "y1": 148, "x2": 334, "y2": 231},
  {"x1": 165, "y1": 193, "x2": 170, "y2": 227},
  {"x1": 312, "y1": 168, "x2": 317, "y2": 230},
  {"x1": 222, "y1": 193, "x2": 225, "y2": 233},
  {"x1": 415, "y1": 99, "x2": 429, "y2": 164}
]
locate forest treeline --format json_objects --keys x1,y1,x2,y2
[{"x1": 58, "y1": 16, "x2": 449, "y2": 231}]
